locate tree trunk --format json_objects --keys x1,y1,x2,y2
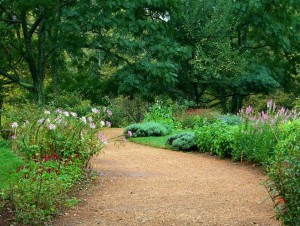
[{"x1": 193, "y1": 82, "x2": 200, "y2": 106}]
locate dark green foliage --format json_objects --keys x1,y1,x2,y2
[
  {"x1": 109, "y1": 96, "x2": 148, "y2": 127},
  {"x1": 166, "y1": 132, "x2": 197, "y2": 151},
  {"x1": 124, "y1": 122, "x2": 171, "y2": 138},
  {"x1": 266, "y1": 120, "x2": 300, "y2": 225}
]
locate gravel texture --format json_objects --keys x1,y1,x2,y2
[{"x1": 52, "y1": 128, "x2": 279, "y2": 226}]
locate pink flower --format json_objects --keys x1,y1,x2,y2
[
  {"x1": 88, "y1": 116, "x2": 93, "y2": 122},
  {"x1": 97, "y1": 133, "x2": 105, "y2": 140},
  {"x1": 107, "y1": 110, "x2": 112, "y2": 117},
  {"x1": 106, "y1": 121, "x2": 111, "y2": 127},
  {"x1": 11, "y1": 122, "x2": 18, "y2": 128},
  {"x1": 246, "y1": 106, "x2": 253, "y2": 114},
  {"x1": 11, "y1": 134, "x2": 17, "y2": 139},
  {"x1": 90, "y1": 123, "x2": 96, "y2": 129},
  {"x1": 127, "y1": 131, "x2": 133, "y2": 137},
  {"x1": 56, "y1": 108, "x2": 63, "y2": 114}
]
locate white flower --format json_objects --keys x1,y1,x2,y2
[
  {"x1": 55, "y1": 117, "x2": 62, "y2": 124},
  {"x1": 44, "y1": 110, "x2": 51, "y2": 115},
  {"x1": 38, "y1": 118, "x2": 45, "y2": 125},
  {"x1": 92, "y1": 108, "x2": 100, "y2": 114},
  {"x1": 80, "y1": 117, "x2": 87, "y2": 124},
  {"x1": 88, "y1": 116, "x2": 93, "y2": 122},
  {"x1": 63, "y1": 111, "x2": 69, "y2": 117},
  {"x1": 47, "y1": 123, "x2": 56, "y2": 130},
  {"x1": 11, "y1": 122, "x2": 18, "y2": 128},
  {"x1": 70, "y1": 112, "x2": 77, "y2": 117},
  {"x1": 45, "y1": 118, "x2": 51, "y2": 124},
  {"x1": 100, "y1": 121, "x2": 105, "y2": 127}
]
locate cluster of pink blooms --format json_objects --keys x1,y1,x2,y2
[{"x1": 239, "y1": 100, "x2": 299, "y2": 125}]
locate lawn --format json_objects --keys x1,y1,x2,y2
[{"x1": 0, "y1": 141, "x2": 23, "y2": 189}]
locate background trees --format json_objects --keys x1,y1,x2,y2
[{"x1": 0, "y1": 0, "x2": 299, "y2": 111}]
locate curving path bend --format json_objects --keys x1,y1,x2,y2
[{"x1": 52, "y1": 128, "x2": 279, "y2": 226}]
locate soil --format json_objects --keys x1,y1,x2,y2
[{"x1": 51, "y1": 128, "x2": 279, "y2": 226}]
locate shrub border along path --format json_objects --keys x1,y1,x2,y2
[{"x1": 52, "y1": 128, "x2": 279, "y2": 225}]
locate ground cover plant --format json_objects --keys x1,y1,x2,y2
[
  {"x1": 0, "y1": 107, "x2": 122, "y2": 225},
  {"x1": 124, "y1": 122, "x2": 172, "y2": 138}
]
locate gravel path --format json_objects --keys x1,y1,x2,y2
[{"x1": 52, "y1": 128, "x2": 279, "y2": 226}]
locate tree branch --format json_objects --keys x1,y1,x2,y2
[{"x1": 0, "y1": 67, "x2": 33, "y2": 90}]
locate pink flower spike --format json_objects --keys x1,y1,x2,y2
[{"x1": 246, "y1": 106, "x2": 253, "y2": 114}]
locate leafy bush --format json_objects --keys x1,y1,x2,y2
[
  {"x1": 0, "y1": 107, "x2": 124, "y2": 224},
  {"x1": 195, "y1": 121, "x2": 238, "y2": 158},
  {"x1": 177, "y1": 108, "x2": 218, "y2": 129},
  {"x1": 124, "y1": 122, "x2": 171, "y2": 138},
  {"x1": 266, "y1": 120, "x2": 300, "y2": 225},
  {"x1": 109, "y1": 96, "x2": 148, "y2": 127},
  {"x1": 1, "y1": 158, "x2": 83, "y2": 224},
  {"x1": 219, "y1": 114, "x2": 242, "y2": 125},
  {"x1": 143, "y1": 100, "x2": 183, "y2": 129},
  {"x1": 166, "y1": 132, "x2": 197, "y2": 151}
]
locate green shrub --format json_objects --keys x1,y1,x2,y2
[
  {"x1": 166, "y1": 132, "x2": 197, "y2": 151},
  {"x1": 143, "y1": 100, "x2": 183, "y2": 129},
  {"x1": 195, "y1": 121, "x2": 238, "y2": 158},
  {"x1": 266, "y1": 120, "x2": 300, "y2": 225},
  {"x1": 109, "y1": 96, "x2": 148, "y2": 127},
  {"x1": 219, "y1": 114, "x2": 242, "y2": 125},
  {"x1": 177, "y1": 108, "x2": 219, "y2": 129},
  {"x1": 124, "y1": 122, "x2": 171, "y2": 137}
]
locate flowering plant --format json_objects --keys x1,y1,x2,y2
[{"x1": 11, "y1": 107, "x2": 116, "y2": 165}]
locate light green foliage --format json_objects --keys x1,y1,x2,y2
[
  {"x1": 144, "y1": 100, "x2": 183, "y2": 129},
  {"x1": 266, "y1": 120, "x2": 300, "y2": 225},
  {"x1": 195, "y1": 121, "x2": 238, "y2": 158},
  {"x1": 166, "y1": 132, "x2": 197, "y2": 151},
  {"x1": 0, "y1": 141, "x2": 23, "y2": 189},
  {"x1": 124, "y1": 122, "x2": 172, "y2": 138}
]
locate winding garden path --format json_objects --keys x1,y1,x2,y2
[{"x1": 52, "y1": 128, "x2": 279, "y2": 226}]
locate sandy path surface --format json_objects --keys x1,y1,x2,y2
[{"x1": 52, "y1": 128, "x2": 279, "y2": 226}]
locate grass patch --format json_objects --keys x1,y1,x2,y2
[
  {"x1": 129, "y1": 130, "x2": 192, "y2": 149},
  {"x1": 0, "y1": 141, "x2": 23, "y2": 189},
  {"x1": 130, "y1": 135, "x2": 170, "y2": 149}
]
